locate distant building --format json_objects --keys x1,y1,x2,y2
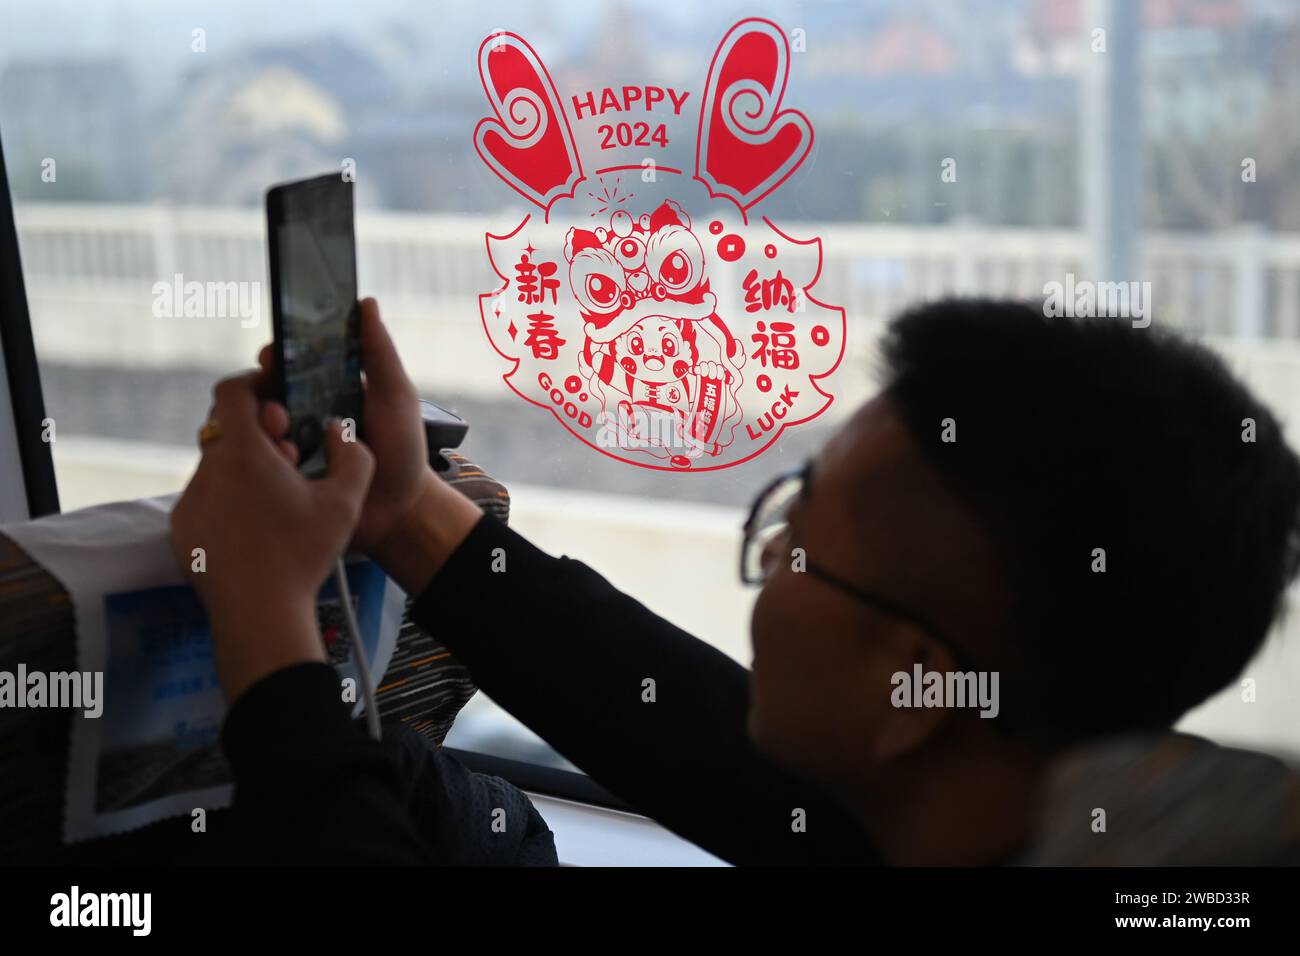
[
  {"x1": 157, "y1": 36, "x2": 399, "y2": 206},
  {"x1": 156, "y1": 65, "x2": 346, "y2": 206},
  {"x1": 0, "y1": 58, "x2": 146, "y2": 200}
]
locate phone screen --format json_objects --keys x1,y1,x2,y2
[{"x1": 268, "y1": 174, "x2": 363, "y2": 477}]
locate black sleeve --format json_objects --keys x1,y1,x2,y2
[
  {"x1": 410, "y1": 514, "x2": 880, "y2": 866},
  {"x1": 221, "y1": 661, "x2": 432, "y2": 864}
]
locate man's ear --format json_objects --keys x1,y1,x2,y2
[{"x1": 867, "y1": 635, "x2": 958, "y2": 763}]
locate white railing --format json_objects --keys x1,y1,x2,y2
[
  {"x1": 12, "y1": 202, "x2": 1300, "y2": 415},
  {"x1": 17, "y1": 204, "x2": 1300, "y2": 321}
]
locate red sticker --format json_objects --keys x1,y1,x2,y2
[{"x1": 475, "y1": 19, "x2": 845, "y2": 471}]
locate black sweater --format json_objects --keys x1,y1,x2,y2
[{"x1": 222, "y1": 513, "x2": 880, "y2": 865}]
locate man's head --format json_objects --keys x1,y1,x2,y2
[{"x1": 748, "y1": 298, "x2": 1300, "y2": 789}]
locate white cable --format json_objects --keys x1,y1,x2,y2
[{"x1": 333, "y1": 556, "x2": 381, "y2": 741}]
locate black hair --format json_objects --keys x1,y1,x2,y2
[{"x1": 880, "y1": 298, "x2": 1300, "y2": 743}]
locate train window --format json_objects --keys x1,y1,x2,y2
[{"x1": 3, "y1": 0, "x2": 1298, "y2": 788}]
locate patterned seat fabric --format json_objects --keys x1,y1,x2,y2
[{"x1": 373, "y1": 451, "x2": 498, "y2": 741}]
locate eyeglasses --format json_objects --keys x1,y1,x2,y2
[{"x1": 739, "y1": 460, "x2": 974, "y2": 671}]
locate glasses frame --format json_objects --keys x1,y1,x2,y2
[{"x1": 739, "y1": 460, "x2": 976, "y2": 673}]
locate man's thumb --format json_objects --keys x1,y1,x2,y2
[{"x1": 316, "y1": 419, "x2": 374, "y2": 511}]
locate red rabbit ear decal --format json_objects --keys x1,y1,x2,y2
[
  {"x1": 695, "y1": 18, "x2": 813, "y2": 212},
  {"x1": 474, "y1": 32, "x2": 585, "y2": 215}
]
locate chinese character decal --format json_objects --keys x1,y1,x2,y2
[{"x1": 475, "y1": 18, "x2": 845, "y2": 470}]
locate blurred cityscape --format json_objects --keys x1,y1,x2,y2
[{"x1": 1, "y1": 0, "x2": 1299, "y2": 230}]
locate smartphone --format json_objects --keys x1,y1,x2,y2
[{"x1": 266, "y1": 173, "x2": 364, "y2": 477}]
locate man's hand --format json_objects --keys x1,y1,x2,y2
[
  {"x1": 170, "y1": 371, "x2": 374, "y2": 702},
  {"x1": 257, "y1": 298, "x2": 431, "y2": 554},
  {"x1": 255, "y1": 298, "x2": 484, "y2": 594}
]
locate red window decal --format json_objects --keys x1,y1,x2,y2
[{"x1": 474, "y1": 18, "x2": 846, "y2": 471}]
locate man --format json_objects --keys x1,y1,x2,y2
[{"x1": 171, "y1": 296, "x2": 1300, "y2": 865}]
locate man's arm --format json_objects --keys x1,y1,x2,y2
[
  {"x1": 172, "y1": 371, "x2": 430, "y2": 864},
  {"x1": 221, "y1": 662, "x2": 434, "y2": 864},
  {"x1": 394, "y1": 496, "x2": 878, "y2": 866}
]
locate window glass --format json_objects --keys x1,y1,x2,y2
[{"x1": 3, "y1": 0, "x2": 1298, "y2": 766}]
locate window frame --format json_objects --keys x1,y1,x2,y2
[{"x1": 0, "y1": 127, "x2": 59, "y2": 521}]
